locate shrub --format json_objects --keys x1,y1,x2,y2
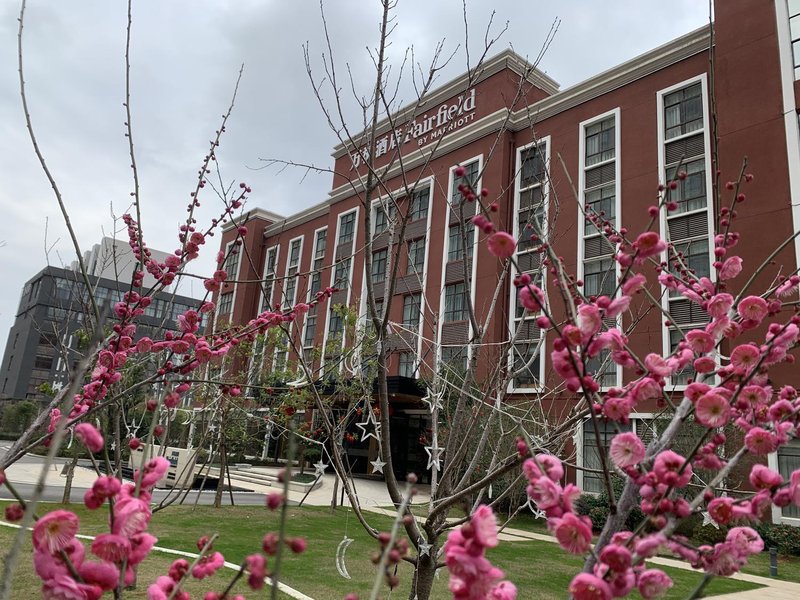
[
  {"x1": 574, "y1": 479, "x2": 646, "y2": 532},
  {"x1": 692, "y1": 521, "x2": 729, "y2": 546},
  {"x1": 754, "y1": 522, "x2": 800, "y2": 556}
]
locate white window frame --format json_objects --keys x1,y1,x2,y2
[
  {"x1": 507, "y1": 140, "x2": 549, "y2": 393},
  {"x1": 656, "y1": 74, "x2": 715, "y2": 391}
]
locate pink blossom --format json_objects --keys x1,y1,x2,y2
[
  {"x1": 246, "y1": 553, "x2": 266, "y2": 590},
  {"x1": 91, "y1": 476, "x2": 121, "y2": 501},
  {"x1": 789, "y1": 470, "x2": 800, "y2": 506},
  {"x1": 605, "y1": 296, "x2": 630, "y2": 318},
  {"x1": 749, "y1": 464, "x2": 783, "y2": 490},
  {"x1": 599, "y1": 543, "x2": 632, "y2": 572},
  {"x1": 523, "y1": 454, "x2": 564, "y2": 482},
  {"x1": 472, "y1": 505, "x2": 499, "y2": 548},
  {"x1": 645, "y1": 353, "x2": 673, "y2": 378},
  {"x1": 577, "y1": 304, "x2": 603, "y2": 341},
  {"x1": 609, "y1": 432, "x2": 645, "y2": 469},
  {"x1": 637, "y1": 569, "x2": 673, "y2": 599},
  {"x1": 112, "y1": 496, "x2": 150, "y2": 537},
  {"x1": 695, "y1": 392, "x2": 731, "y2": 428},
  {"x1": 32, "y1": 510, "x2": 80, "y2": 554},
  {"x1": 42, "y1": 575, "x2": 94, "y2": 600},
  {"x1": 602, "y1": 395, "x2": 633, "y2": 422},
  {"x1": 487, "y1": 232, "x2": 516, "y2": 258},
  {"x1": 633, "y1": 232, "x2": 666, "y2": 263},
  {"x1": 719, "y1": 256, "x2": 743, "y2": 280},
  {"x1": 568, "y1": 573, "x2": 611, "y2": 600},
  {"x1": 706, "y1": 293, "x2": 734, "y2": 318},
  {"x1": 693, "y1": 356, "x2": 716, "y2": 373},
  {"x1": 74, "y1": 423, "x2": 104, "y2": 453},
  {"x1": 91, "y1": 533, "x2": 131, "y2": 562},
  {"x1": 78, "y1": 561, "x2": 119, "y2": 591},
  {"x1": 738, "y1": 296, "x2": 768, "y2": 323},
  {"x1": 192, "y1": 551, "x2": 225, "y2": 579},
  {"x1": 518, "y1": 284, "x2": 544, "y2": 312},
  {"x1": 621, "y1": 273, "x2": 646, "y2": 296},
  {"x1": 708, "y1": 497, "x2": 736, "y2": 525},
  {"x1": 528, "y1": 476, "x2": 562, "y2": 510},
  {"x1": 551, "y1": 513, "x2": 592, "y2": 554},
  {"x1": 653, "y1": 450, "x2": 692, "y2": 487},
  {"x1": 727, "y1": 527, "x2": 764, "y2": 555},
  {"x1": 744, "y1": 427, "x2": 777, "y2": 455},
  {"x1": 490, "y1": 581, "x2": 518, "y2": 600},
  {"x1": 730, "y1": 344, "x2": 760, "y2": 372},
  {"x1": 128, "y1": 533, "x2": 158, "y2": 566},
  {"x1": 685, "y1": 330, "x2": 714, "y2": 354}
]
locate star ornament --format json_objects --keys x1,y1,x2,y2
[
  {"x1": 525, "y1": 498, "x2": 546, "y2": 520},
  {"x1": 425, "y1": 445, "x2": 444, "y2": 471},
  {"x1": 421, "y1": 389, "x2": 443, "y2": 413},
  {"x1": 313, "y1": 460, "x2": 328, "y2": 477},
  {"x1": 418, "y1": 539, "x2": 432, "y2": 557},
  {"x1": 370, "y1": 458, "x2": 387, "y2": 474},
  {"x1": 356, "y1": 406, "x2": 381, "y2": 443},
  {"x1": 701, "y1": 511, "x2": 720, "y2": 529}
]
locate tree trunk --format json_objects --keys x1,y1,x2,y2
[
  {"x1": 409, "y1": 553, "x2": 437, "y2": 600},
  {"x1": 61, "y1": 455, "x2": 79, "y2": 504},
  {"x1": 213, "y1": 439, "x2": 225, "y2": 508},
  {"x1": 330, "y1": 475, "x2": 339, "y2": 511}
]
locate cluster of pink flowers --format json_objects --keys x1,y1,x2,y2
[{"x1": 444, "y1": 505, "x2": 517, "y2": 599}]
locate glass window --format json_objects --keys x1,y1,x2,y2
[
  {"x1": 409, "y1": 188, "x2": 429, "y2": 221},
  {"x1": 448, "y1": 222, "x2": 474, "y2": 262},
  {"x1": 585, "y1": 117, "x2": 615, "y2": 166},
  {"x1": 585, "y1": 350, "x2": 615, "y2": 388},
  {"x1": 778, "y1": 439, "x2": 800, "y2": 518},
  {"x1": 303, "y1": 315, "x2": 317, "y2": 348},
  {"x1": 402, "y1": 294, "x2": 421, "y2": 329},
  {"x1": 328, "y1": 309, "x2": 344, "y2": 337},
  {"x1": 583, "y1": 258, "x2": 615, "y2": 298},
  {"x1": 451, "y1": 161, "x2": 480, "y2": 203},
  {"x1": 333, "y1": 257, "x2": 351, "y2": 290},
  {"x1": 584, "y1": 185, "x2": 616, "y2": 235},
  {"x1": 338, "y1": 212, "x2": 356, "y2": 244},
  {"x1": 374, "y1": 204, "x2": 389, "y2": 233},
  {"x1": 668, "y1": 158, "x2": 706, "y2": 214},
  {"x1": 669, "y1": 328, "x2": 695, "y2": 385},
  {"x1": 288, "y1": 239, "x2": 301, "y2": 268},
  {"x1": 217, "y1": 291, "x2": 234, "y2": 316},
  {"x1": 34, "y1": 355, "x2": 53, "y2": 370},
  {"x1": 512, "y1": 342, "x2": 540, "y2": 388},
  {"x1": 283, "y1": 278, "x2": 297, "y2": 309},
  {"x1": 398, "y1": 352, "x2": 416, "y2": 378},
  {"x1": 583, "y1": 419, "x2": 631, "y2": 493},
  {"x1": 407, "y1": 239, "x2": 425, "y2": 275},
  {"x1": 444, "y1": 283, "x2": 468, "y2": 322},
  {"x1": 221, "y1": 245, "x2": 239, "y2": 280},
  {"x1": 441, "y1": 345, "x2": 468, "y2": 375},
  {"x1": 309, "y1": 230, "x2": 327, "y2": 298},
  {"x1": 520, "y1": 146, "x2": 546, "y2": 188},
  {"x1": 371, "y1": 249, "x2": 388, "y2": 284},
  {"x1": 664, "y1": 83, "x2": 703, "y2": 140},
  {"x1": 671, "y1": 237, "x2": 710, "y2": 281}
]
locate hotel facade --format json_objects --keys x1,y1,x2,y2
[{"x1": 211, "y1": 1, "x2": 800, "y2": 523}]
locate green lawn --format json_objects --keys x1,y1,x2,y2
[{"x1": 0, "y1": 502, "x2": 774, "y2": 599}]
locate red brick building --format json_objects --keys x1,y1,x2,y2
[{"x1": 211, "y1": 0, "x2": 800, "y2": 523}]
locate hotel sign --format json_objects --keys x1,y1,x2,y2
[{"x1": 349, "y1": 88, "x2": 477, "y2": 168}]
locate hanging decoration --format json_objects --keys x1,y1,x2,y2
[
  {"x1": 425, "y1": 445, "x2": 443, "y2": 471},
  {"x1": 421, "y1": 388, "x2": 443, "y2": 413}
]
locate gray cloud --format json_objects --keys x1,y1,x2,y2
[{"x1": 0, "y1": 0, "x2": 708, "y2": 345}]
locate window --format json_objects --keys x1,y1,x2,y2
[
  {"x1": 409, "y1": 187, "x2": 429, "y2": 221},
  {"x1": 582, "y1": 419, "x2": 632, "y2": 493},
  {"x1": 443, "y1": 283, "x2": 468, "y2": 322},
  {"x1": 262, "y1": 246, "x2": 279, "y2": 311},
  {"x1": 791, "y1": 0, "x2": 800, "y2": 78},
  {"x1": 511, "y1": 342, "x2": 540, "y2": 388},
  {"x1": 585, "y1": 350, "x2": 615, "y2": 389},
  {"x1": 221, "y1": 244, "x2": 240, "y2": 280},
  {"x1": 34, "y1": 356, "x2": 53, "y2": 370},
  {"x1": 451, "y1": 161, "x2": 480, "y2": 203},
  {"x1": 398, "y1": 352, "x2": 416, "y2": 378},
  {"x1": 374, "y1": 203, "x2": 393, "y2": 234},
  {"x1": 217, "y1": 291, "x2": 234, "y2": 316},
  {"x1": 777, "y1": 439, "x2": 800, "y2": 518},
  {"x1": 585, "y1": 117, "x2": 615, "y2": 166},
  {"x1": 671, "y1": 238, "x2": 711, "y2": 282},
  {"x1": 283, "y1": 238, "x2": 302, "y2": 309},
  {"x1": 304, "y1": 316, "x2": 317, "y2": 348},
  {"x1": 447, "y1": 222, "x2": 475, "y2": 262},
  {"x1": 664, "y1": 83, "x2": 703, "y2": 140},
  {"x1": 667, "y1": 159, "x2": 706, "y2": 214},
  {"x1": 333, "y1": 257, "x2": 352, "y2": 290},
  {"x1": 338, "y1": 212, "x2": 356, "y2": 244},
  {"x1": 407, "y1": 239, "x2": 425, "y2": 275},
  {"x1": 310, "y1": 230, "x2": 327, "y2": 298},
  {"x1": 441, "y1": 346, "x2": 468, "y2": 374},
  {"x1": 402, "y1": 294, "x2": 421, "y2": 329},
  {"x1": 371, "y1": 249, "x2": 388, "y2": 284},
  {"x1": 328, "y1": 309, "x2": 344, "y2": 338},
  {"x1": 584, "y1": 185, "x2": 616, "y2": 236},
  {"x1": 669, "y1": 328, "x2": 696, "y2": 386},
  {"x1": 583, "y1": 258, "x2": 615, "y2": 298}
]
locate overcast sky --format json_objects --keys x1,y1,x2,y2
[{"x1": 0, "y1": 1, "x2": 710, "y2": 349}]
